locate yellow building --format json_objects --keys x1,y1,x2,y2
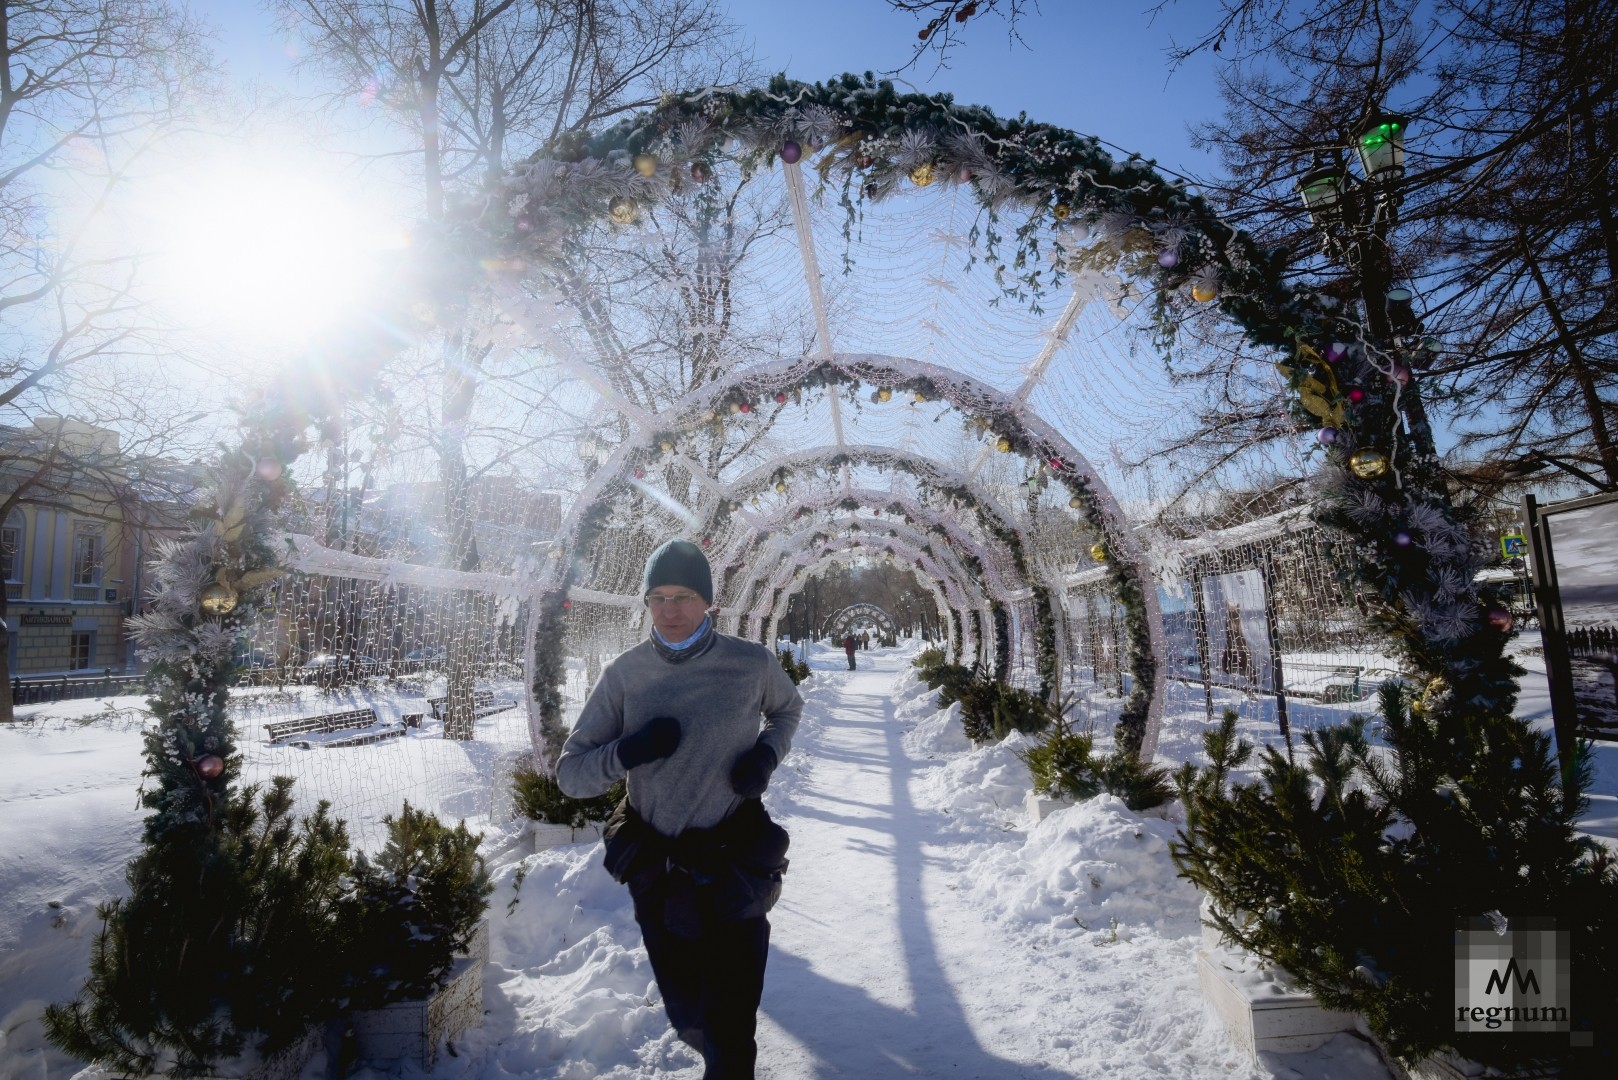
[{"x1": 2, "y1": 421, "x2": 142, "y2": 676}]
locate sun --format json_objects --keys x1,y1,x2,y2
[{"x1": 140, "y1": 159, "x2": 405, "y2": 346}]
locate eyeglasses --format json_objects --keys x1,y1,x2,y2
[{"x1": 645, "y1": 593, "x2": 707, "y2": 610}]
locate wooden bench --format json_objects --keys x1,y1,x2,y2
[
  {"x1": 298, "y1": 724, "x2": 406, "y2": 750},
  {"x1": 266, "y1": 707, "x2": 380, "y2": 744},
  {"x1": 1286, "y1": 663, "x2": 1364, "y2": 703},
  {"x1": 426, "y1": 690, "x2": 518, "y2": 723}
]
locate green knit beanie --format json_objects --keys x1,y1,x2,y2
[{"x1": 642, "y1": 538, "x2": 713, "y2": 604}]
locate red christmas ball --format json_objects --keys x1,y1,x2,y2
[
  {"x1": 691, "y1": 161, "x2": 712, "y2": 183},
  {"x1": 196, "y1": 754, "x2": 224, "y2": 779},
  {"x1": 739, "y1": 401, "x2": 752, "y2": 413},
  {"x1": 774, "y1": 392, "x2": 787, "y2": 404},
  {"x1": 562, "y1": 599, "x2": 573, "y2": 610},
  {"x1": 1487, "y1": 607, "x2": 1513, "y2": 632},
  {"x1": 702, "y1": 537, "x2": 712, "y2": 547},
  {"x1": 1347, "y1": 387, "x2": 1366, "y2": 403},
  {"x1": 633, "y1": 466, "x2": 646, "y2": 479}
]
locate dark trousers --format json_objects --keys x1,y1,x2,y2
[
  {"x1": 632, "y1": 890, "x2": 771, "y2": 1079},
  {"x1": 846, "y1": 652, "x2": 856, "y2": 670}
]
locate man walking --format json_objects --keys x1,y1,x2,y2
[
  {"x1": 557, "y1": 538, "x2": 801, "y2": 1079},
  {"x1": 843, "y1": 632, "x2": 857, "y2": 670}
]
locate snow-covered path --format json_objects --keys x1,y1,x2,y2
[
  {"x1": 473, "y1": 643, "x2": 1392, "y2": 1079},
  {"x1": 758, "y1": 654, "x2": 1049, "y2": 1076}
]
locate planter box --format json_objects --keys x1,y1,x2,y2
[
  {"x1": 1198, "y1": 948, "x2": 1355, "y2": 1057},
  {"x1": 1025, "y1": 789, "x2": 1072, "y2": 823},
  {"x1": 526, "y1": 820, "x2": 604, "y2": 853},
  {"x1": 348, "y1": 920, "x2": 489, "y2": 1069}
]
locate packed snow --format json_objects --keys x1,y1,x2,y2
[{"x1": 2, "y1": 638, "x2": 1611, "y2": 1079}]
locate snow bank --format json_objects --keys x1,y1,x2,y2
[
  {"x1": 966, "y1": 794, "x2": 1198, "y2": 934},
  {"x1": 466, "y1": 845, "x2": 692, "y2": 1078}
]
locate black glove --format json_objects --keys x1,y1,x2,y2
[
  {"x1": 616, "y1": 715, "x2": 681, "y2": 770},
  {"x1": 729, "y1": 741, "x2": 779, "y2": 798}
]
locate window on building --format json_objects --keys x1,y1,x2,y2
[
  {"x1": 1, "y1": 521, "x2": 18, "y2": 582},
  {"x1": 72, "y1": 527, "x2": 102, "y2": 586},
  {"x1": 70, "y1": 630, "x2": 94, "y2": 670}
]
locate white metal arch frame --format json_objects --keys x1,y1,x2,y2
[
  {"x1": 709, "y1": 446, "x2": 1027, "y2": 591},
  {"x1": 720, "y1": 503, "x2": 1002, "y2": 625},
  {"x1": 822, "y1": 603, "x2": 899, "y2": 640},
  {"x1": 724, "y1": 495, "x2": 1022, "y2": 647},
  {"x1": 760, "y1": 539, "x2": 970, "y2": 663},
  {"x1": 737, "y1": 520, "x2": 982, "y2": 644},
  {"x1": 526, "y1": 351, "x2": 1166, "y2": 758}
]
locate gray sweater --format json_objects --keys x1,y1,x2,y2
[{"x1": 555, "y1": 632, "x2": 802, "y2": 837}]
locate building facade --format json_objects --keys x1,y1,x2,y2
[{"x1": 3, "y1": 423, "x2": 143, "y2": 676}]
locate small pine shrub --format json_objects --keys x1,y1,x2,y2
[
  {"x1": 1172, "y1": 694, "x2": 1618, "y2": 1073},
  {"x1": 513, "y1": 765, "x2": 623, "y2": 827},
  {"x1": 913, "y1": 647, "x2": 947, "y2": 680},
  {"x1": 44, "y1": 778, "x2": 353, "y2": 1077},
  {"x1": 341, "y1": 803, "x2": 493, "y2": 1009},
  {"x1": 777, "y1": 648, "x2": 810, "y2": 684},
  {"x1": 1019, "y1": 702, "x2": 1172, "y2": 810}
]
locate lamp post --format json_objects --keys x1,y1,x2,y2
[{"x1": 1296, "y1": 110, "x2": 1437, "y2": 457}]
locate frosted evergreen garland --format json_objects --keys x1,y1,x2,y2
[{"x1": 499, "y1": 73, "x2": 1513, "y2": 739}]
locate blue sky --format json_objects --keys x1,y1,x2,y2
[{"x1": 209, "y1": 0, "x2": 1226, "y2": 178}]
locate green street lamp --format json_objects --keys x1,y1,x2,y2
[
  {"x1": 1356, "y1": 111, "x2": 1409, "y2": 185},
  {"x1": 1296, "y1": 164, "x2": 1347, "y2": 227}
]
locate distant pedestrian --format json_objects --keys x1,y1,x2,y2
[{"x1": 843, "y1": 633, "x2": 857, "y2": 670}]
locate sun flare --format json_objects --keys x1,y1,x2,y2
[{"x1": 142, "y1": 161, "x2": 403, "y2": 346}]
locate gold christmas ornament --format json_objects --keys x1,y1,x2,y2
[
  {"x1": 996, "y1": 436, "x2": 1013, "y2": 453},
  {"x1": 1069, "y1": 496, "x2": 1083, "y2": 509},
  {"x1": 875, "y1": 387, "x2": 893, "y2": 403},
  {"x1": 633, "y1": 153, "x2": 658, "y2": 177},
  {"x1": 1052, "y1": 202, "x2": 1071, "y2": 221},
  {"x1": 912, "y1": 391, "x2": 927, "y2": 403},
  {"x1": 199, "y1": 582, "x2": 239, "y2": 616},
  {"x1": 659, "y1": 439, "x2": 674, "y2": 453},
  {"x1": 1349, "y1": 448, "x2": 1390, "y2": 479},
  {"x1": 1090, "y1": 543, "x2": 1109, "y2": 562},
  {"x1": 609, "y1": 196, "x2": 638, "y2": 224},
  {"x1": 775, "y1": 481, "x2": 789, "y2": 493},
  {"x1": 1191, "y1": 281, "x2": 1219, "y2": 303},
  {"x1": 908, "y1": 162, "x2": 936, "y2": 187}
]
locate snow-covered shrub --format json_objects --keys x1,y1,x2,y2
[
  {"x1": 1172, "y1": 695, "x2": 1618, "y2": 1073},
  {"x1": 342, "y1": 802, "x2": 493, "y2": 1008},
  {"x1": 1017, "y1": 706, "x2": 1172, "y2": 810},
  {"x1": 43, "y1": 778, "x2": 353, "y2": 1076},
  {"x1": 512, "y1": 765, "x2": 623, "y2": 827},
  {"x1": 777, "y1": 648, "x2": 811, "y2": 684}
]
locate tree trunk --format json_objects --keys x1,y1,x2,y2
[
  {"x1": 1522, "y1": 243, "x2": 1618, "y2": 485},
  {"x1": 0, "y1": 587, "x2": 13, "y2": 723}
]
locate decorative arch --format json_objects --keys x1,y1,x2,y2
[
  {"x1": 758, "y1": 539, "x2": 972, "y2": 663},
  {"x1": 739, "y1": 523, "x2": 982, "y2": 646},
  {"x1": 822, "y1": 603, "x2": 898, "y2": 640},
  {"x1": 534, "y1": 355, "x2": 1163, "y2": 759},
  {"x1": 720, "y1": 504, "x2": 1002, "y2": 625}
]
